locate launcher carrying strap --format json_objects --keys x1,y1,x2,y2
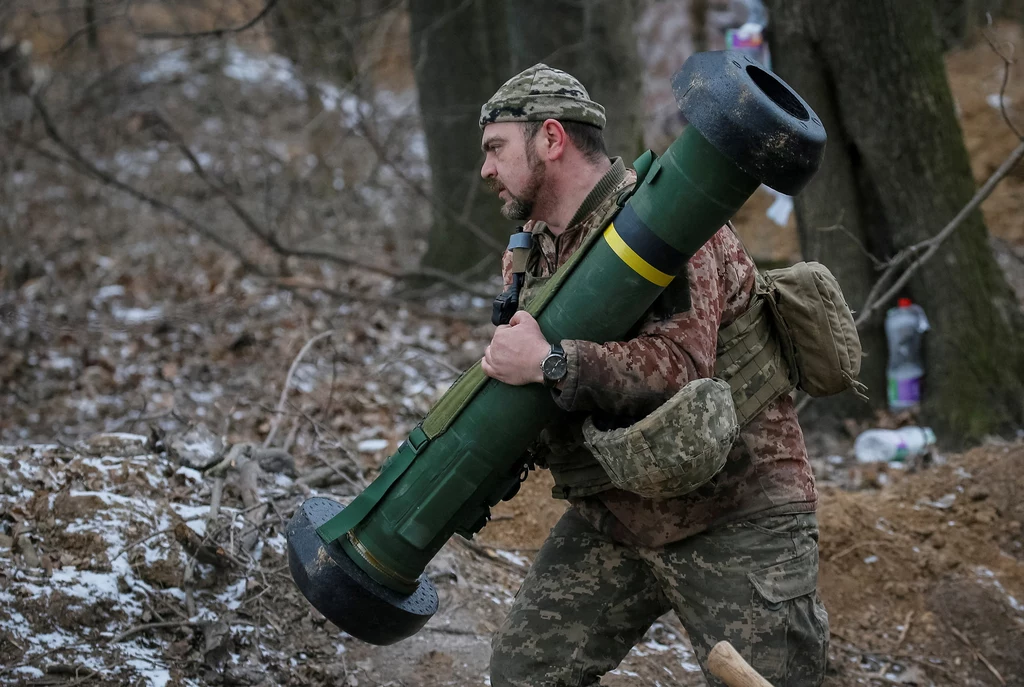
[{"x1": 315, "y1": 198, "x2": 631, "y2": 544}]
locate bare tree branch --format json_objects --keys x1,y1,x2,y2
[
  {"x1": 857, "y1": 139, "x2": 1024, "y2": 326},
  {"x1": 355, "y1": 112, "x2": 505, "y2": 253},
  {"x1": 133, "y1": 0, "x2": 281, "y2": 40},
  {"x1": 157, "y1": 110, "x2": 498, "y2": 296},
  {"x1": 15, "y1": 95, "x2": 495, "y2": 300},
  {"x1": 20, "y1": 94, "x2": 268, "y2": 276},
  {"x1": 855, "y1": 28, "x2": 1024, "y2": 326}
]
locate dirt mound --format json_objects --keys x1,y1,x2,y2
[
  {"x1": 460, "y1": 439, "x2": 1024, "y2": 686},
  {"x1": 819, "y1": 441, "x2": 1024, "y2": 686}
]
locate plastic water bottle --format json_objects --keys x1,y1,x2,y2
[
  {"x1": 854, "y1": 426, "x2": 936, "y2": 463},
  {"x1": 885, "y1": 298, "x2": 929, "y2": 410}
]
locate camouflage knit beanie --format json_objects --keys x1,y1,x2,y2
[{"x1": 479, "y1": 63, "x2": 606, "y2": 129}]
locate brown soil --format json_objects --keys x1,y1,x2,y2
[
  {"x1": 476, "y1": 442, "x2": 1024, "y2": 687},
  {"x1": 818, "y1": 441, "x2": 1024, "y2": 686},
  {"x1": 476, "y1": 469, "x2": 567, "y2": 552}
]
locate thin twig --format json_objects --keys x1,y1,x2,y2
[
  {"x1": 110, "y1": 526, "x2": 178, "y2": 562},
  {"x1": 828, "y1": 539, "x2": 899, "y2": 563},
  {"x1": 264, "y1": 330, "x2": 335, "y2": 448},
  {"x1": 356, "y1": 113, "x2": 505, "y2": 253},
  {"x1": 183, "y1": 477, "x2": 224, "y2": 616},
  {"x1": 894, "y1": 610, "x2": 914, "y2": 651},
  {"x1": 982, "y1": 18, "x2": 1022, "y2": 141},
  {"x1": 452, "y1": 538, "x2": 527, "y2": 575},
  {"x1": 816, "y1": 211, "x2": 886, "y2": 270}
]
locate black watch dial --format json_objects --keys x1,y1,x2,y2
[{"x1": 542, "y1": 351, "x2": 568, "y2": 382}]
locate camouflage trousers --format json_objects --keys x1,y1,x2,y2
[{"x1": 490, "y1": 508, "x2": 828, "y2": 686}]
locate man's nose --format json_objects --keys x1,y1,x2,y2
[{"x1": 480, "y1": 156, "x2": 496, "y2": 179}]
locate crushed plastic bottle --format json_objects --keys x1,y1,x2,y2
[
  {"x1": 854, "y1": 426, "x2": 936, "y2": 463},
  {"x1": 885, "y1": 298, "x2": 929, "y2": 410}
]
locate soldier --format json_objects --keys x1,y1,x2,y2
[{"x1": 478, "y1": 63, "x2": 829, "y2": 686}]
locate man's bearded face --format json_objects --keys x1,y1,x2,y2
[{"x1": 487, "y1": 132, "x2": 546, "y2": 221}]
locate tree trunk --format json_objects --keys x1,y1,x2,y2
[
  {"x1": 933, "y1": 0, "x2": 978, "y2": 49},
  {"x1": 505, "y1": 0, "x2": 644, "y2": 162},
  {"x1": 409, "y1": 0, "x2": 512, "y2": 277},
  {"x1": 764, "y1": 2, "x2": 889, "y2": 424},
  {"x1": 765, "y1": 0, "x2": 1024, "y2": 444},
  {"x1": 691, "y1": 0, "x2": 711, "y2": 54}
]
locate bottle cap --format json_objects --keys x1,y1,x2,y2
[{"x1": 897, "y1": 297, "x2": 913, "y2": 308}]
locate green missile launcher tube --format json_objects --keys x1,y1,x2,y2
[{"x1": 287, "y1": 52, "x2": 826, "y2": 646}]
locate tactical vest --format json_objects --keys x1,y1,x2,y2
[
  {"x1": 543, "y1": 291, "x2": 793, "y2": 500},
  {"x1": 517, "y1": 206, "x2": 794, "y2": 500}
]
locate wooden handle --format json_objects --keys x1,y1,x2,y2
[{"x1": 707, "y1": 641, "x2": 774, "y2": 687}]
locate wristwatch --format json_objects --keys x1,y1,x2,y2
[{"x1": 540, "y1": 342, "x2": 568, "y2": 388}]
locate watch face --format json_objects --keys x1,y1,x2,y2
[{"x1": 542, "y1": 353, "x2": 568, "y2": 380}]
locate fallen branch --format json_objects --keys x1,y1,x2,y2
[
  {"x1": 236, "y1": 458, "x2": 269, "y2": 555},
  {"x1": 827, "y1": 539, "x2": 899, "y2": 563},
  {"x1": 108, "y1": 620, "x2": 195, "y2": 644},
  {"x1": 950, "y1": 625, "x2": 1006, "y2": 685},
  {"x1": 173, "y1": 522, "x2": 237, "y2": 570},
  {"x1": 44, "y1": 664, "x2": 101, "y2": 686},
  {"x1": 452, "y1": 538, "x2": 527, "y2": 575}
]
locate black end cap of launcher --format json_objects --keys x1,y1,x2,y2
[
  {"x1": 673, "y1": 50, "x2": 826, "y2": 196},
  {"x1": 286, "y1": 497, "x2": 438, "y2": 645}
]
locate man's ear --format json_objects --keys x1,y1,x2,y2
[{"x1": 541, "y1": 119, "x2": 567, "y2": 161}]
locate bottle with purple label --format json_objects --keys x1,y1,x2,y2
[{"x1": 885, "y1": 298, "x2": 930, "y2": 410}]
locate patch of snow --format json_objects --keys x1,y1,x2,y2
[
  {"x1": 266, "y1": 533, "x2": 288, "y2": 556},
  {"x1": 112, "y1": 305, "x2": 165, "y2": 324},
  {"x1": 494, "y1": 550, "x2": 528, "y2": 568},
  {"x1": 12, "y1": 666, "x2": 45, "y2": 678},
  {"x1": 95, "y1": 284, "x2": 127, "y2": 302},
  {"x1": 175, "y1": 465, "x2": 204, "y2": 482},
  {"x1": 221, "y1": 45, "x2": 304, "y2": 99},
  {"x1": 138, "y1": 49, "x2": 190, "y2": 84}
]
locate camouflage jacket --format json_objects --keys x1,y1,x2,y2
[{"x1": 500, "y1": 158, "x2": 817, "y2": 548}]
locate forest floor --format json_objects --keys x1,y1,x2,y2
[{"x1": 1, "y1": 16, "x2": 1023, "y2": 687}]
